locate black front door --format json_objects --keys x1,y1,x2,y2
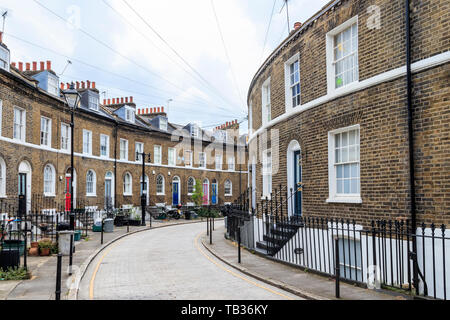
[{"x1": 294, "y1": 150, "x2": 302, "y2": 216}]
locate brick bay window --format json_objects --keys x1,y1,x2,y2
[
  {"x1": 284, "y1": 53, "x2": 300, "y2": 111},
  {"x1": 262, "y1": 149, "x2": 272, "y2": 199},
  {"x1": 40, "y1": 116, "x2": 51, "y2": 147},
  {"x1": 327, "y1": 125, "x2": 361, "y2": 203},
  {"x1": 120, "y1": 139, "x2": 128, "y2": 160},
  {"x1": 83, "y1": 130, "x2": 93, "y2": 155},
  {"x1": 326, "y1": 16, "x2": 359, "y2": 93},
  {"x1": 261, "y1": 77, "x2": 271, "y2": 125},
  {"x1": 13, "y1": 107, "x2": 26, "y2": 142}
]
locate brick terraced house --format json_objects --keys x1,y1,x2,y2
[
  {"x1": 244, "y1": 0, "x2": 449, "y2": 299},
  {"x1": 0, "y1": 33, "x2": 248, "y2": 214}
]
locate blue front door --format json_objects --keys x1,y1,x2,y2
[
  {"x1": 172, "y1": 182, "x2": 179, "y2": 206},
  {"x1": 211, "y1": 183, "x2": 217, "y2": 205},
  {"x1": 294, "y1": 150, "x2": 302, "y2": 216}
]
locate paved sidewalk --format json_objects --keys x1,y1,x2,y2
[
  {"x1": 0, "y1": 218, "x2": 206, "y2": 300},
  {"x1": 202, "y1": 226, "x2": 411, "y2": 300}
]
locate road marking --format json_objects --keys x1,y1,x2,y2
[
  {"x1": 194, "y1": 231, "x2": 295, "y2": 300},
  {"x1": 89, "y1": 241, "x2": 121, "y2": 300}
]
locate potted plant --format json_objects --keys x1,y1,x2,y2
[
  {"x1": 128, "y1": 207, "x2": 141, "y2": 226},
  {"x1": 28, "y1": 241, "x2": 39, "y2": 256},
  {"x1": 38, "y1": 239, "x2": 53, "y2": 256}
]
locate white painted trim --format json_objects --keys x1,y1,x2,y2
[
  {"x1": 326, "y1": 15, "x2": 359, "y2": 95},
  {"x1": 286, "y1": 140, "x2": 301, "y2": 216},
  {"x1": 83, "y1": 129, "x2": 93, "y2": 156},
  {"x1": 248, "y1": 51, "x2": 450, "y2": 144},
  {"x1": 327, "y1": 124, "x2": 361, "y2": 204},
  {"x1": 261, "y1": 77, "x2": 271, "y2": 126},
  {"x1": 284, "y1": 52, "x2": 301, "y2": 113},
  {"x1": 100, "y1": 134, "x2": 110, "y2": 159},
  {"x1": 120, "y1": 138, "x2": 129, "y2": 161},
  {"x1": 86, "y1": 169, "x2": 97, "y2": 197},
  {"x1": 0, "y1": 99, "x2": 3, "y2": 137}
]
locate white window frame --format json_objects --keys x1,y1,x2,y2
[
  {"x1": 100, "y1": 134, "x2": 110, "y2": 158},
  {"x1": 190, "y1": 125, "x2": 199, "y2": 138},
  {"x1": 248, "y1": 100, "x2": 253, "y2": 135},
  {"x1": 284, "y1": 53, "x2": 301, "y2": 112},
  {"x1": 160, "y1": 118, "x2": 168, "y2": 131},
  {"x1": 0, "y1": 46, "x2": 10, "y2": 72},
  {"x1": 125, "y1": 106, "x2": 135, "y2": 123},
  {"x1": 83, "y1": 130, "x2": 93, "y2": 155},
  {"x1": 123, "y1": 172, "x2": 132, "y2": 196},
  {"x1": 154, "y1": 145, "x2": 162, "y2": 165},
  {"x1": 43, "y1": 164, "x2": 56, "y2": 196},
  {"x1": 327, "y1": 124, "x2": 362, "y2": 204},
  {"x1": 61, "y1": 123, "x2": 71, "y2": 152},
  {"x1": 227, "y1": 157, "x2": 235, "y2": 171},
  {"x1": 224, "y1": 179, "x2": 232, "y2": 196},
  {"x1": 89, "y1": 95, "x2": 99, "y2": 111},
  {"x1": 13, "y1": 107, "x2": 26, "y2": 142},
  {"x1": 199, "y1": 152, "x2": 206, "y2": 168},
  {"x1": 0, "y1": 157, "x2": 5, "y2": 197},
  {"x1": 156, "y1": 174, "x2": 165, "y2": 195},
  {"x1": 215, "y1": 154, "x2": 222, "y2": 170},
  {"x1": 86, "y1": 170, "x2": 97, "y2": 197},
  {"x1": 326, "y1": 16, "x2": 359, "y2": 95},
  {"x1": 261, "y1": 77, "x2": 271, "y2": 125},
  {"x1": 168, "y1": 148, "x2": 176, "y2": 166},
  {"x1": 40, "y1": 116, "x2": 52, "y2": 147},
  {"x1": 47, "y1": 75, "x2": 59, "y2": 96},
  {"x1": 120, "y1": 139, "x2": 128, "y2": 160},
  {"x1": 135, "y1": 142, "x2": 144, "y2": 162},
  {"x1": 185, "y1": 150, "x2": 193, "y2": 167},
  {"x1": 187, "y1": 177, "x2": 195, "y2": 195},
  {"x1": 262, "y1": 149, "x2": 272, "y2": 199}
]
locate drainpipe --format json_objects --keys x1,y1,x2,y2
[
  {"x1": 405, "y1": 0, "x2": 419, "y2": 292},
  {"x1": 114, "y1": 122, "x2": 118, "y2": 209}
]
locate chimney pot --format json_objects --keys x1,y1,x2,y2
[
  {"x1": 18, "y1": 62, "x2": 23, "y2": 71},
  {"x1": 0, "y1": 32, "x2": 3, "y2": 43},
  {"x1": 92, "y1": 82, "x2": 96, "y2": 89},
  {"x1": 146, "y1": 108, "x2": 148, "y2": 114},
  {"x1": 112, "y1": 98, "x2": 116, "y2": 104},
  {"x1": 157, "y1": 107, "x2": 160, "y2": 113},
  {"x1": 32, "y1": 61, "x2": 37, "y2": 71},
  {"x1": 107, "y1": 99, "x2": 111, "y2": 105},
  {"x1": 26, "y1": 63, "x2": 30, "y2": 71},
  {"x1": 125, "y1": 97, "x2": 128, "y2": 103},
  {"x1": 66, "y1": 83, "x2": 70, "y2": 90},
  {"x1": 11, "y1": 62, "x2": 16, "y2": 68},
  {"x1": 46, "y1": 61, "x2": 51, "y2": 70},
  {"x1": 40, "y1": 61, "x2": 45, "y2": 71},
  {"x1": 60, "y1": 82, "x2": 64, "y2": 90},
  {"x1": 162, "y1": 107, "x2": 164, "y2": 113},
  {"x1": 81, "y1": 81, "x2": 85, "y2": 89},
  {"x1": 121, "y1": 97, "x2": 124, "y2": 104},
  {"x1": 87, "y1": 80, "x2": 91, "y2": 89},
  {"x1": 76, "y1": 81, "x2": 80, "y2": 89},
  {"x1": 130, "y1": 96, "x2": 133, "y2": 103},
  {"x1": 294, "y1": 22, "x2": 302, "y2": 30}
]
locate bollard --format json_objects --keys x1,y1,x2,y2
[
  {"x1": 210, "y1": 218, "x2": 213, "y2": 245},
  {"x1": 206, "y1": 217, "x2": 209, "y2": 236},
  {"x1": 127, "y1": 219, "x2": 129, "y2": 233},
  {"x1": 238, "y1": 226, "x2": 241, "y2": 264},
  {"x1": 55, "y1": 253, "x2": 62, "y2": 300},
  {"x1": 69, "y1": 234, "x2": 73, "y2": 275},
  {"x1": 101, "y1": 219, "x2": 104, "y2": 244},
  {"x1": 213, "y1": 217, "x2": 215, "y2": 231},
  {"x1": 335, "y1": 238, "x2": 340, "y2": 298}
]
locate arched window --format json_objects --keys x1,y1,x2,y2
[
  {"x1": 187, "y1": 177, "x2": 195, "y2": 195},
  {"x1": 156, "y1": 174, "x2": 164, "y2": 195},
  {"x1": 43, "y1": 164, "x2": 55, "y2": 196},
  {"x1": 0, "y1": 157, "x2": 5, "y2": 197},
  {"x1": 86, "y1": 170, "x2": 96, "y2": 196},
  {"x1": 123, "y1": 172, "x2": 132, "y2": 195},
  {"x1": 224, "y1": 179, "x2": 232, "y2": 196}
]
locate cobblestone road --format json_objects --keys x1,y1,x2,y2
[{"x1": 78, "y1": 221, "x2": 301, "y2": 300}]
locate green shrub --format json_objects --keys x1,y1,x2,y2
[
  {"x1": 38, "y1": 239, "x2": 53, "y2": 249},
  {"x1": 0, "y1": 267, "x2": 30, "y2": 281}
]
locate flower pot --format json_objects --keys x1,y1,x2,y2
[
  {"x1": 28, "y1": 247, "x2": 39, "y2": 256},
  {"x1": 31, "y1": 242, "x2": 39, "y2": 248},
  {"x1": 39, "y1": 248, "x2": 51, "y2": 256}
]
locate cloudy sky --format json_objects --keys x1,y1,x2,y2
[{"x1": 0, "y1": 0, "x2": 330, "y2": 133}]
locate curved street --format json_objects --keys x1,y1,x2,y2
[{"x1": 78, "y1": 221, "x2": 301, "y2": 300}]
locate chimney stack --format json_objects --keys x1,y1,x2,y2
[
  {"x1": 46, "y1": 61, "x2": 51, "y2": 70},
  {"x1": 40, "y1": 61, "x2": 45, "y2": 71}
]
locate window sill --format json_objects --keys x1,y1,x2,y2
[
  {"x1": 326, "y1": 196, "x2": 362, "y2": 204},
  {"x1": 225, "y1": 194, "x2": 232, "y2": 197},
  {"x1": 261, "y1": 196, "x2": 272, "y2": 201},
  {"x1": 156, "y1": 193, "x2": 165, "y2": 196},
  {"x1": 43, "y1": 194, "x2": 56, "y2": 198},
  {"x1": 86, "y1": 194, "x2": 97, "y2": 198},
  {"x1": 123, "y1": 193, "x2": 133, "y2": 197}
]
